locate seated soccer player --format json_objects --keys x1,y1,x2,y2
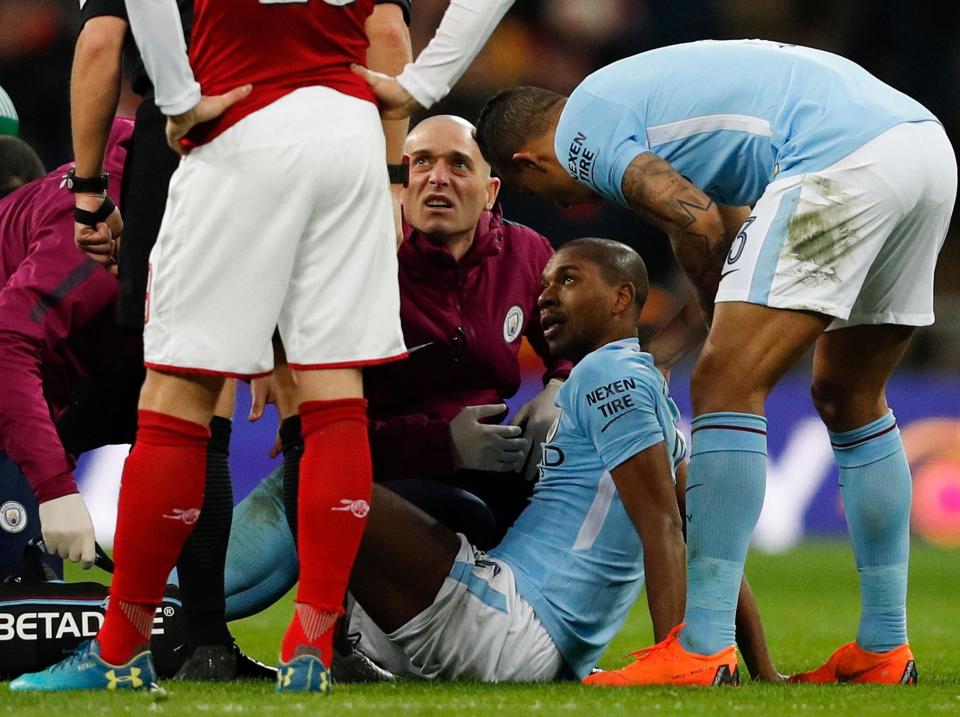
[{"x1": 336, "y1": 238, "x2": 779, "y2": 682}]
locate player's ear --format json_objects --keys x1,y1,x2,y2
[
  {"x1": 485, "y1": 176, "x2": 501, "y2": 209},
  {"x1": 512, "y1": 151, "x2": 546, "y2": 173},
  {"x1": 613, "y1": 282, "x2": 636, "y2": 315}
]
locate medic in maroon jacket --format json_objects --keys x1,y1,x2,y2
[
  {"x1": 0, "y1": 119, "x2": 134, "y2": 507},
  {"x1": 366, "y1": 203, "x2": 571, "y2": 480},
  {"x1": 363, "y1": 116, "x2": 572, "y2": 522}
]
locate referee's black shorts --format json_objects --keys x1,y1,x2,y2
[{"x1": 117, "y1": 94, "x2": 180, "y2": 330}]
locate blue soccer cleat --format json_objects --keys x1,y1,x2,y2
[
  {"x1": 9, "y1": 640, "x2": 156, "y2": 692},
  {"x1": 276, "y1": 649, "x2": 331, "y2": 694}
]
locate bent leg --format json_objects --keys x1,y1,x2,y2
[
  {"x1": 351, "y1": 484, "x2": 462, "y2": 634},
  {"x1": 224, "y1": 468, "x2": 299, "y2": 621},
  {"x1": 812, "y1": 325, "x2": 914, "y2": 652},
  {"x1": 682, "y1": 302, "x2": 829, "y2": 655}
]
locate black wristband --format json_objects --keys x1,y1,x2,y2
[
  {"x1": 388, "y1": 157, "x2": 409, "y2": 187},
  {"x1": 74, "y1": 195, "x2": 117, "y2": 228},
  {"x1": 62, "y1": 167, "x2": 109, "y2": 194}
]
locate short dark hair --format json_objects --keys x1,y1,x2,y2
[
  {"x1": 475, "y1": 86, "x2": 565, "y2": 172},
  {"x1": 0, "y1": 136, "x2": 43, "y2": 200},
  {"x1": 560, "y1": 238, "x2": 649, "y2": 314}
]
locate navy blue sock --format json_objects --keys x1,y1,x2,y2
[
  {"x1": 680, "y1": 412, "x2": 767, "y2": 655},
  {"x1": 830, "y1": 410, "x2": 910, "y2": 652}
]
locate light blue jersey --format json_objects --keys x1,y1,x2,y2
[
  {"x1": 490, "y1": 338, "x2": 685, "y2": 679},
  {"x1": 555, "y1": 40, "x2": 937, "y2": 208}
]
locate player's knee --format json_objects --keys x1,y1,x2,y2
[
  {"x1": 690, "y1": 347, "x2": 754, "y2": 412},
  {"x1": 810, "y1": 378, "x2": 842, "y2": 426},
  {"x1": 811, "y1": 378, "x2": 884, "y2": 431}
]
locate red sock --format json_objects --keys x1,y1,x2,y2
[
  {"x1": 98, "y1": 410, "x2": 209, "y2": 665},
  {"x1": 281, "y1": 398, "x2": 371, "y2": 664}
]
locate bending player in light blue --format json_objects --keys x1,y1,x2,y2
[
  {"x1": 226, "y1": 238, "x2": 778, "y2": 684},
  {"x1": 474, "y1": 39, "x2": 956, "y2": 685}
]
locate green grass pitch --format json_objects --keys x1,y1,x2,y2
[{"x1": 4, "y1": 541, "x2": 959, "y2": 716}]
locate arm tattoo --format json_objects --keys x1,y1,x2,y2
[{"x1": 669, "y1": 194, "x2": 716, "y2": 229}]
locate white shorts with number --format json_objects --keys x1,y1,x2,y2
[
  {"x1": 716, "y1": 120, "x2": 956, "y2": 329},
  {"x1": 349, "y1": 535, "x2": 565, "y2": 682},
  {"x1": 143, "y1": 86, "x2": 406, "y2": 376}
]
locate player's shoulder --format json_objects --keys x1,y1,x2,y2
[{"x1": 563, "y1": 339, "x2": 661, "y2": 404}]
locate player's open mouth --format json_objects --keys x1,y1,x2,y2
[
  {"x1": 541, "y1": 313, "x2": 565, "y2": 338},
  {"x1": 424, "y1": 194, "x2": 454, "y2": 210}
]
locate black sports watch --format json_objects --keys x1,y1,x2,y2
[
  {"x1": 387, "y1": 157, "x2": 409, "y2": 187},
  {"x1": 62, "y1": 167, "x2": 109, "y2": 194}
]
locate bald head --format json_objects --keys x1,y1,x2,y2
[
  {"x1": 405, "y1": 115, "x2": 492, "y2": 179},
  {"x1": 402, "y1": 115, "x2": 501, "y2": 251}
]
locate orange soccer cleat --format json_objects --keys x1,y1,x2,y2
[
  {"x1": 583, "y1": 624, "x2": 740, "y2": 687},
  {"x1": 789, "y1": 642, "x2": 917, "y2": 685}
]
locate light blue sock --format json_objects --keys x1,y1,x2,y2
[
  {"x1": 680, "y1": 412, "x2": 767, "y2": 655},
  {"x1": 223, "y1": 467, "x2": 300, "y2": 621},
  {"x1": 830, "y1": 410, "x2": 910, "y2": 652}
]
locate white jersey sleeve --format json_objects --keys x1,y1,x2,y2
[
  {"x1": 395, "y1": 0, "x2": 515, "y2": 109},
  {"x1": 125, "y1": 0, "x2": 200, "y2": 115}
]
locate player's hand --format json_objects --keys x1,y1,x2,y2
[
  {"x1": 249, "y1": 376, "x2": 277, "y2": 423},
  {"x1": 38, "y1": 493, "x2": 96, "y2": 569},
  {"x1": 510, "y1": 379, "x2": 563, "y2": 482},
  {"x1": 249, "y1": 375, "x2": 286, "y2": 457},
  {"x1": 450, "y1": 404, "x2": 531, "y2": 473},
  {"x1": 351, "y1": 64, "x2": 422, "y2": 120},
  {"x1": 165, "y1": 84, "x2": 253, "y2": 156},
  {"x1": 74, "y1": 193, "x2": 122, "y2": 271}
]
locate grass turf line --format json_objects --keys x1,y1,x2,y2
[{"x1": 4, "y1": 541, "x2": 959, "y2": 716}]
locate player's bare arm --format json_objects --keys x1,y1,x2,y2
[
  {"x1": 70, "y1": 15, "x2": 127, "y2": 265},
  {"x1": 610, "y1": 442, "x2": 686, "y2": 642},
  {"x1": 355, "y1": 0, "x2": 517, "y2": 118},
  {"x1": 646, "y1": 204, "x2": 752, "y2": 372},
  {"x1": 366, "y1": 5, "x2": 412, "y2": 163},
  {"x1": 366, "y1": 3, "x2": 413, "y2": 246},
  {"x1": 621, "y1": 152, "x2": 731, "y2": 318}
]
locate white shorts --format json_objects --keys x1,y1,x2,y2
[
  {"x1": 349, "y1": 535, "x2": 565, "y2": 682},
  {"x1": 143, "y1": 86, "x2": 406, "y2": 376},
  {"x1": 716, "y1": 121, "x2": 956, "y2": 329}
]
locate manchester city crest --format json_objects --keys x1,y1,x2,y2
[
  {"x1": 503, "y1": 305, "x2": 523, "y2": 343},
  {"x1": 0, "y1": 501, "x2": 27, "y2": 533}
]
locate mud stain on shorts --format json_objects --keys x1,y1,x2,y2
[{"x1": 785, "y1": 176, "x2": 860, "y2": 287}]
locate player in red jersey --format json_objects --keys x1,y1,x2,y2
[{"x1": 11, "y1": 0, "x2": 405, "y2": 695}]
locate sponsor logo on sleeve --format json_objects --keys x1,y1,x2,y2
[
  {"x1": 567, "y1": 132, "x2": 596, "y2": 183},
  {"x1": 585, "y1": 378, "x2": 638, "y2": 419}
]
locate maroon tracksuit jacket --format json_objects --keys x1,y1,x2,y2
[
  {"x1": 0, "y1": 119, "x2": 132, "y2": 503},
  {"x1": 365, "y1": 204, "x2": 571, "y2": 480}
]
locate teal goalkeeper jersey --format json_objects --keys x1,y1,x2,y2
[
  {"x1": 490, "y1": 338, "x2": 685, "y2": 679},
  {"x1": 555, "y1": 39, "x2": 937, "y2": 208}
]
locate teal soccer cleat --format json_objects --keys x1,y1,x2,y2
[
  {"x1": 276, "y1": 649, "x2": 331, "y2": 694},
  {"x1": 9, "y1": 640, "x2": 156, "y2": 692}
]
